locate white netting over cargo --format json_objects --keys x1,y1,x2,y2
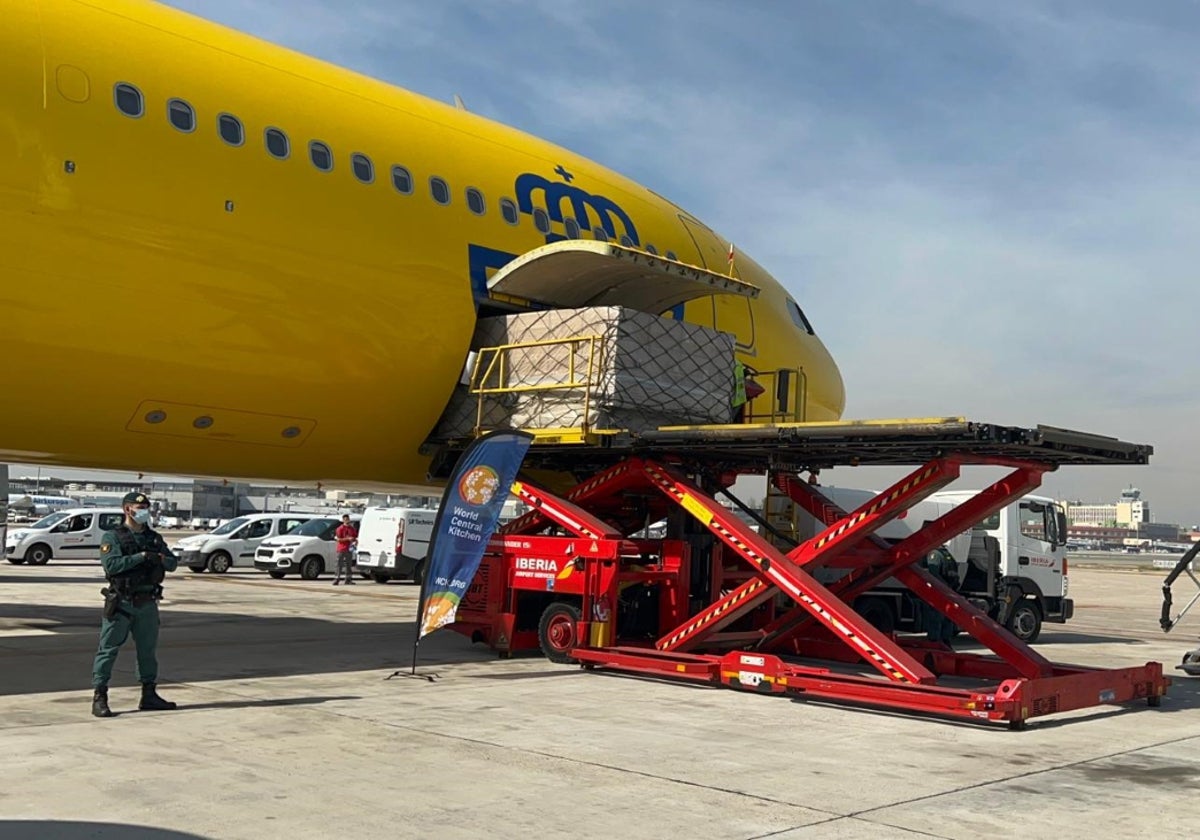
[{"x1": 431, "y1": 306, "x2": 737, "y2": 438}]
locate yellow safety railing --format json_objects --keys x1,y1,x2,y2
[
  {"x1": 744, "y1": 367, "x2": 808, "y2": 424},
  {"x1": 470, "y1": 335, "x2": 605, "y2": 441}
]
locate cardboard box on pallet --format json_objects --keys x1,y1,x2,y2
[{"x1": 431, "y1": 306, "x2": 737, "y2": 439}]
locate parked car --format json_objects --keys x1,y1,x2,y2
[
  {"x1": 173, "y1": 513, "x2": 315, "y2": 573},
  {"x1": 253, "y1": 514, "x2": 362, "y2": 580},
  {"x1": 5, "y1": 508, "x2": 126, "y2": 564}
]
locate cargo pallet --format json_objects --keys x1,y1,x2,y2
[{"x1": 441, "y1": 420, "x2": 1168, "y2": 728}]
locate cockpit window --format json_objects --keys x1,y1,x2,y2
[{"x1": 786, "y1": 298, "x2": 815, "y2": 335}]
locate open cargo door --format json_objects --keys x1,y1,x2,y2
[
  {"x1": 485, "y1": 240, "x2": 759, "y2": 315},
  {"x1": 677, "y1": 216, "x2": 757, "y2": 352}
]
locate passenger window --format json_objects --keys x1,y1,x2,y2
[
  {"x1": 466, "y1": 187, "x2": 485, "y2": 215},
  {"x1": 282, "y1": 519, "x2": 306, "y2": 534},
  {"x1": 564, "y1": 217, "x2": 581, "y2": 239},
  {"x1": 265, "y1": 128, "x2": 289, "y2": 159},
  {"x1": 167, "y1": 99, "x2": 195, "y2": 132},
  {"x1": 352, "y1": 153, "x2": 374, "y2": 184},
  {"x1": 99, "y1": 513, "x2": 124, "y2": 531},
  {"x1": 245, "y1": 520, "x2": 272, "y2": 539},
  {"x1": 69, "y1": 514, "x2": 92, "y2": 532},
  {"x1": 619, "y1": 235, "x2": 633, "y2": 247},
  {"x1": 218, "y1": 113, "x2": 244, "y2": 146},
  {"x1": 391, "y1": 165, "x2": 413, "y2": 194},
  {"x1": 430, "y1": 177, "x2": 450, "y2": 205},
  {"x1": 646, "y1": 244, "x2": 659, "y2": 255},
  {"x1": 592, "y1": 227, "x2": 609, "y2": 242},
  {"x1": 500, "y1": 198, "x2": 519, "y2": 225},
  {"x1": 310, "y1": 141, "x2": 333, "y2": 171},
  {"x1": 533, "y1": 208, "x2": 551, "y2": 234},
  {"x1": 114, "y1": 83, "x2": 144, "y2": 118},
  {"x1": 666, "y1": 250, "x2": 678, "y2": 261}
]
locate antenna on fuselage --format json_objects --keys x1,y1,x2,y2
[{"x1": 453, "y1": 94, "x2": 468, "y2": 111}]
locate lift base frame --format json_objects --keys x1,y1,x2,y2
[{"x1": 448, "y1": 423, "x2": 1167, "y2": 728}]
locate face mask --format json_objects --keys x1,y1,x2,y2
[{"x1": 131, "y1": 508, "x2": 152, "y2": 524}]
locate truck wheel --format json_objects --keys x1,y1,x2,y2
[
  {"x1": 299, "y1": 556, "x2": 324, "y2": 580},
  {"x1": 1007, "y1": 600, "x2": 1042, "y2": 644},
  {"x1": 411, "y1": 559, "x2": 426, "y2": 587},
  {"x1": 207, "y1": 551, "x2": 232, "y2": 574},
  {"x1": 855, "y1": 596, "x2": 895, "y2": 634},
  {"x1": 268, "y1": 570, "x2": 286, "y2": 580},
  {"x1": 26, "y1": 544, "x2": 52, "y2": 565},
  {"x1": 6, "y1": 557, "x2": 25, "y2": 565},
  {"x1": 371, "y1": 572, "x2": 389, "y2": 584},
  {"x1": 538, "y1": 602, "x2": 582, "y2": 664}
]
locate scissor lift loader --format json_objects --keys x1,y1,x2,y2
[{"x1": 444, "y1": 420, "x2": 1168, "y2": 729}]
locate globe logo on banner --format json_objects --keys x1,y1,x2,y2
[{"x1": 459, "y1": 465, "x2": 500, "y2": 507}]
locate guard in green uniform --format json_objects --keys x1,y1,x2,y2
[{"x1": 91, "y1": 491, "x2": 179, "y2": 718}]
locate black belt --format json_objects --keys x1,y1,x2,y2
[{"x1": 111, "y1": 591, "x2": 158, "y2": 606}]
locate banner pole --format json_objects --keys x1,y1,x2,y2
[{"x1": 411, "y1": 566, "x2": 431, "y2": 674}]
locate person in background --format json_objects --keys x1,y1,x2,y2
[{"x1": 333, "y1": 514, "x2": 357, "y2": 586}]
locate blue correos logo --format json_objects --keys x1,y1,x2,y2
[
  {"x1": 467, "y1": 171, "x2": 642, "y2": 300},
  {"x1": 514, "y1": 173, "x2": 640, "y2": 246}
]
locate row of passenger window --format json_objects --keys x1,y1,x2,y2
[{"x1": 114, "y1": 81, "x2": 678, "y2": 257}]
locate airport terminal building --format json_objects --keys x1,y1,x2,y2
[{"x1": 8, "y1": 475, "x2": 437, "y2": 521}]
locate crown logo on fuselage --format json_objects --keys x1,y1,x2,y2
[{"x1": 514, "y1": 172, "x2": 641, "y2": 247}]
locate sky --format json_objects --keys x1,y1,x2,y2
[{"x1": 15, "y1": 1, "x2": 1200, "y2": 522}]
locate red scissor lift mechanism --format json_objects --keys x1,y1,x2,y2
[{"x1": 449, "y1": 431, "x2": 1167, "y2": 728}]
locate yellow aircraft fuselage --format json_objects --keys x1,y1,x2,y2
[{"x1": 0, "y1": 0, "x2": 844, "y2": 487}]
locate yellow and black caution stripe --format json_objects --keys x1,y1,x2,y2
[
  {"x1": 568, "y1": 460, "x2": 636, "y2": 501},
  {"x1": 511, "y1": 481, "x2": 605, "y2": 540},
  {"x1": 810, "y1": 463, "x2": 942, "y2": 552},
  {"x1": 645, "y1": 460, "x2": 913, "y2": 683},
  {"x1": 789, "y1": 589, "x2": 911, "y2": 683},
  {"x1": 658, "y1": 579, "x2": 769, "y2": 650}
]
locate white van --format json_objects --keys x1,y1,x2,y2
[
  {"x1": 253, "y1": 514, "x2": 362, "y2": 580},
  {"x1": 354, "y1": 507, "x2": 436, "y2": 584},
  {"x1": 5, "y1": 508, "x2": 126, "y2": 565},
  {"x1": 174, "y1": 513, "x2": 315, "y2": 573}
]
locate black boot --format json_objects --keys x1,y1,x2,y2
[
  {"x1": 138, "y1": 682, "x2": 177, "y2": 711},
  {"x1": 92, "y1": 687, "x2": 113, "y2": 718}
]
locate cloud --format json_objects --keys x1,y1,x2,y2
[{"x1": 142, "y1": 1, "x2": 1199, "y2": 522}]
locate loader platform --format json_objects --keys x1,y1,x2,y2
[
  {"x1": 441, "y1": 418, "x2": 1166, "y2": 729},
  {"x1": 428, "y1": 417, "x2": 1151, "y2": 478}
]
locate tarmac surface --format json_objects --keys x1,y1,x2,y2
[{"x1": 1, "y1": 561, "x2": 1198, "y2": 839}]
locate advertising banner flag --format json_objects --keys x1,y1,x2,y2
[{"x1": 416, "y1": 430, "x2": 533, "y2": 640}]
